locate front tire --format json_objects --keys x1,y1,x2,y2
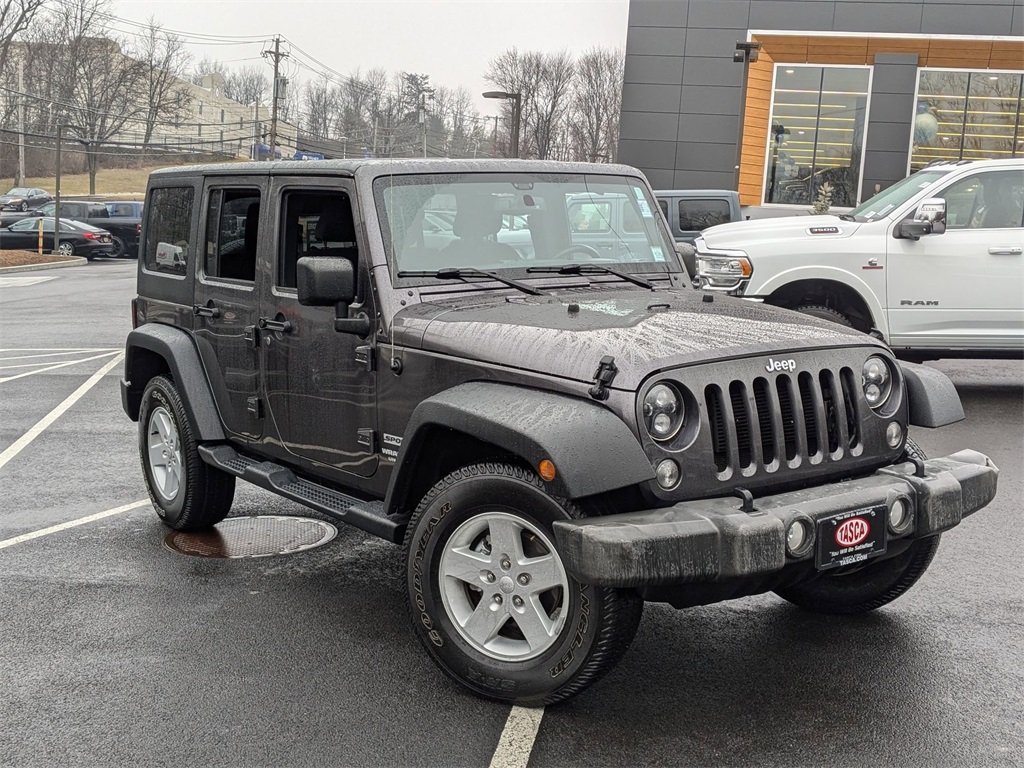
[
  {"x1": 404, "y1": 463, "x2": 643, "y2": 706},
  {"x1": 19, "y1": 201, "x2": 28, "y2": 212},
  {"x1": 110, "y1": 235, "x2": 126, "y2": 258},
  {"x1": 138, "y1": 375, "x2": 235, "y2": 530},
  {"x1": 796, "y1": 304, "x2": 854, "y2": 327}
]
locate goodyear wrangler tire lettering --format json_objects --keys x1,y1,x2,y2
[{"x1": 402, "y1": 463, "x2": 643, "y2": 706}]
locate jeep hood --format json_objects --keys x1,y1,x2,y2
[
  {"x1": 393, "y1": 288, "x2": 874, "y2": 389},
  {"x1": 700, "y1": 215, "x2": 865, "y2": 250}
]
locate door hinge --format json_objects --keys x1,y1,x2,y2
[
  {"x1": 357, "y1": 428, "x2": 377, "y2": 452},
  {"x1": 589, "y1": 355, "x2": 618, "y2": 401},
  {"x1": 355, "y1": 345, "x2": 375, "y2": 372},
  {"x1": 244, "y1": 324, "x2": 260, "y2": 349},
  {"x1": 247, "y1": 396, "x2": 263, "y2": 419}
]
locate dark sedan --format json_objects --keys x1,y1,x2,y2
[
  {"x1": 0, "y1": 217, "x2": 114, "y2": 259},
  {"x1": 0, "y1": 187, "x2": 52, "y2": 211}
]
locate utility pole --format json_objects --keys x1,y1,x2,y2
[
  {"x1": 420, "y1": 92, "x2": 428, "y2": 158},
  {"x1": 263, "y1": 36, "x2": 288, "y2": 161},
  {"x1": 54, "y1": 124, "x2": 63, "y2": 254},
  {"x1": 17, "y1": 59, "x2": 25, "y2": 186}
]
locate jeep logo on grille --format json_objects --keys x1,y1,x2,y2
[
  {"x1": 765, "y1": 358, "x2": 796, "y2": 373},
  {"x1": 835, "y1": 517, "x2": 871, "y2": 548}
]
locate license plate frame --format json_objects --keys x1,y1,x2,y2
[{"x1": 815, "y1": 506, "x2": 887, "y2": 571}]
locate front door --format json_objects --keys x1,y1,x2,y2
[
  {"x1": 886, "y1": 169, "x2": 1024, "y2": 351},
  {"x1": 192, "y1": 179, "x2": 266, "y2": 441},
  {"x1": 259, "y1": 180, "x2": 378, "y2": 478}
]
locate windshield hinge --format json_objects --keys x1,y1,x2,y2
[{"x1": 589, "y1": 356, "x2": 618, "y2": 401}]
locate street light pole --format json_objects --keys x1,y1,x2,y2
[
  {"x1": 482, "y1": 91, "x2": 523, "y2": 158},
  {"x1": 54, "y1": 124, "x2": 63, "y2": 254},
  {"x1": 732, "y1": 40, "x2": 762, "y2": 190}
]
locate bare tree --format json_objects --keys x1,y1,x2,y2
[
  {"x1": 135, "y1": 18, "x2": 192, "y2": 149},
  {"x1": 191, "y1": 56, "x2": 225, "y2": 85},
  {"x1": 0, "y1": 0, "x2": 46, "y2": 68},
  {"x1": 569, "y1": 47, "x2": 623, "y2": 162},
  {"x1": 225, "y1": 64, "x2": 269, "y2": 107}
]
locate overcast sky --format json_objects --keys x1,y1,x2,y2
[{"x1": 113, "y1": 0, "x2": 631, "y2": 113}]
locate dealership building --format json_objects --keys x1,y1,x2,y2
[{"x1": 619, "y1": 0, "x2": 1024, "y2": 211}]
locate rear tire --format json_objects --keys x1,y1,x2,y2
[
  {"x1": 774, "y1": 438, "x2": 939, "y2": 615},
  {"x1": 404, "y1": 463, "x2": 643, "y2": 706},
  {"x1": 138, "y1": 375, "x2": 235, "y2": 530},
  {"x1": 796, "y1": 304, "x2": 854, "y2": 328},
  {"x1": 57, "y1": 241, "x2": 74, "y2": 258}
]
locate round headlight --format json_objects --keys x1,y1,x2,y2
[
  {"x1": 643, "y1": 383, "x2": 684, "y2": 441},
  {"x1": 862, "y1": 356, "x2": 893, "y2": 409}
]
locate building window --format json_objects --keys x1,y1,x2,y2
[
  {"x1": 763, "y1": 65, "x2": 870, "y2": 208},
  {"x1": 220, "y1": 109, "x2": 225, "y2": 123},
  {"x1": 198, "y1": 102, "x2": 203, "y2": 115},
  {"x1": 910, "y1": 69, "x2": 1024, "y2": 172}
]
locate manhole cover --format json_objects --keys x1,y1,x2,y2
[{"x1": 164, "y1": 516, "x2": 337, "y2": 559}]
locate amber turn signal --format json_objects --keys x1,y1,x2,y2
[{"x1": 538, "y1": 459, "x2": 557, "y2": 482}]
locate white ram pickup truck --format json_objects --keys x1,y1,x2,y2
[{"x1": 696, "y1": 159, "x2": 1023, "y2": 361}]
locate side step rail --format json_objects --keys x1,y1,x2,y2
[{"x1": 198, "y1": 444, "x2": 404, "y2": 543}]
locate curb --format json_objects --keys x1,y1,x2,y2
[{"x1": 0, "y1": 257, "x2": 89, "y2": 274}]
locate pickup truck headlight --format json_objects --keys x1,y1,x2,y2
[
  {"x1": 696, "y1": 254, "x2": 752, "y2": 290},
  {"x1": 862, "y1": 356, "x2": 893, "y2": 409},
  {"x1": 643, "y1": 382, "x2": 684, "y2": 441}
]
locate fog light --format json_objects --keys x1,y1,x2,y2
[
  {"x1": 886, "y1": 421, "x2": 903, "y2": 448},
  {"x1": 889, "y1": 498, "x2": 912, "y2": 534},
  {"x1": 786, "y1": 518, "x2": 812, "y2": 556},
  {"x1": 655, "y1": 459, "x2": 680, "y2": 489}
]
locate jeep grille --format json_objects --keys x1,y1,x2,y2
[{"x1": 705, "y1": 368, "x2": 860, "y2": 476}]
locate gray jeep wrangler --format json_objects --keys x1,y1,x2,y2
[{"x1": 121, "y1": 159, "x2": 998, "y2": 706}]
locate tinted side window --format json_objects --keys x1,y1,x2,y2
[
  {"x1": 144, "y1": 186, "x2": 194, "y2": 276},
  {"x1": 278, "y1": 191, "x2": 357, "y2": 289},
  {"x1": 657, "y1": 198, "x2": 669, "y2": 219},
  {"x1": 678, "y1": 198, "x2": 732, "y2": 231},
  {"x1": 204, "y1": 188, "x2": 261, "y2": 282}
]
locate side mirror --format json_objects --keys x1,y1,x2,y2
[
  {"x1": 900, "y1": 197, "x2": 946, "y2": 240},
  {"x1": 674, "y1": 241, "x2": 697, "y2": 278},
  {"x1": 296, "y1": 256, "x2": 370, "y2": 336},
  {"x1": 297, "y1": 256, "x2": 355, "y2": 306}
]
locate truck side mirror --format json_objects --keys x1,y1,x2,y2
[
  {"x1": 899, "y1": 197, "x2": 946, "y2": 240},
  {"x1": 296, "y1": 256, "x2": 371, "y2": 336}
]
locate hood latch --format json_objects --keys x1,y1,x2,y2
[{"x1": 589, "y1": 356, "x2": 618, "y2": 401}]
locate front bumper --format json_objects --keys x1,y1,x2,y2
[{"x1": 553, "y1": 451, "x2": 998, "y2": 587}]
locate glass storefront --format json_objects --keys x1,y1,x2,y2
[
  {"x1": 911, "y1": 69, "x2": 1024, "y2": 172},
  {"x1": 763, "y1": 65, "x2": 870, "y2": 208}
]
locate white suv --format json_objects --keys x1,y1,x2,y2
[{"x1": 696, "y1": 159, "x2": 1023, "y2": 361}]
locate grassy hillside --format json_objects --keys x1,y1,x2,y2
[{"x1": 6, "y1": 158, "x2": 243, "y2": 199}]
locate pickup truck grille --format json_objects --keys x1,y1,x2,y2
[{"x1": 705, "y1": 368, "x2": 861, "y2": 476}]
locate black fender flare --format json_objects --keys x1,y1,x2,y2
[
  {"x1": 121, "y1": 324, "x2": 225, "y2": 441},
  {"x1": 899, "y1": 362, "x2": 965, "y2": 428},
  {"x1": 384, "y1": 382, "x2": 655, "y2": 516}
]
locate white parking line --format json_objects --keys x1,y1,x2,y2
[
  {"x1": 0, "y1": 350, "x2": 120, "y2": 384},
  {"x1": 0, "y1": 352, "x2": 124, "y2": 471},
  {"x1": 489, "y1": 706, "x2": 545, "y2": 768},
  {"x1": 0, "y1": 500, "x2": 150, "y2": 551},
  {"x1": 0, "y1": 276, "x2": 58, "y2": 288},
  {"x1": 0, "y1": 349, "x2": 117, "y2": 361}
]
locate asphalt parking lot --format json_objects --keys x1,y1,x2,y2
[{"x1": 1, "y1": 259, "x2": 1022, "y2": 767}]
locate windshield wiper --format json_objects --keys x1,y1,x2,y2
[
  {"x1": 397, "y1": 267, "x2": 546, "y2": 296},
  {"x1": 526, "y1": 263, "x2": 655, "y2": 290}
]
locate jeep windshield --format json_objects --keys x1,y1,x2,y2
[
  {"x1": 375, "y1": 173, "x2": 680, "y2": 287},
  {"x1": 847, "y1": 169, "x2": 952, "y2": 221}
]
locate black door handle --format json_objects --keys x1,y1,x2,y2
[
  {"x1": 258, "y1": 317, "x2": 293, "y2": 333},
  {"x1": 192, "y1": 304, "x2": 220, "y2": 318}
]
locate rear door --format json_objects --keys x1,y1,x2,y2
[
  {"x1": 886, "y1": 168, "x2": 1024, "y2": 351},
  {"x1": 192, "y1": 177, "x2": 266, "y2": 441}
]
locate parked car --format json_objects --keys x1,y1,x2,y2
[
  {"x1": 653, "y1": 190, "x2": 742, "y2": 277},
  {"x1": 36, "y1": 200, "x2": 142, "y2": 258},
  {"x1": 0, "y1": 216, "x2": 115, "y2": 259},
  {"x1": 694, "y1": 158, "x2": 1024, "y2": 361},
  {"x1": 121, "y1": 158, "x2": 996, "y2": 706},
  {"x1": 0, "y1": 187, "x2": 52, "y2": 212}
]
